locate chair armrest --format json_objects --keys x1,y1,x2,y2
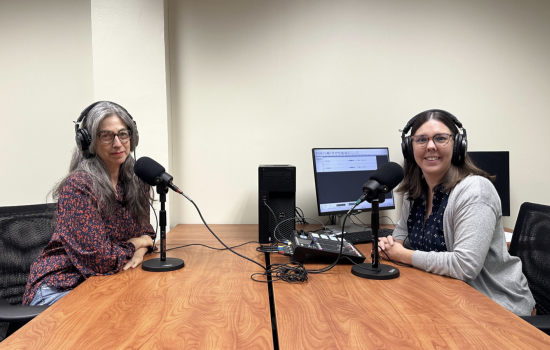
[
  {"x1": 0, "y1": 304, "x2": 50, "y2": 323},
  {"x1": 520, "y1": 315, "x2": 550, "y2": 334}
]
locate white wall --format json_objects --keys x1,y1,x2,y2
[
  {"x1": 0, "y1": 0, "x2": 93, "y2": 205},
  {"x1": 91, "y1": 0, "x2": 171, "y2": 226},
  {"x1": 2, "y1": 0, "x2": 550, "y2": 231},
  {"x1": 168, "y1": 0, "x2": 550, "y2": 229},
  {"x1": 0, "y1": 0, "x2": 171, "y2": 230}
]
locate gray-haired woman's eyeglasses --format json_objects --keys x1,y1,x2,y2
[{"x1": 97, "y1": 130, "x2": 132, "y2": 144}]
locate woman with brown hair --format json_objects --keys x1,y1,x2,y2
[{"x1": 379, "y1": 109, "x2": 534, "y2": 316}]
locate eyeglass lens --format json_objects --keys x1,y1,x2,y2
[
  {"x1": 413, "y1": 134, "x2": 451, "y2": 146},
  {"x1": 98, "y1": 130, "x2": 131, "y2": 143}
]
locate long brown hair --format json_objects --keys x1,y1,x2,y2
[{"x1": 396, "y1": 110, "x2": 494, "y2": 199}]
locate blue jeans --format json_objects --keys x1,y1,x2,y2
[{"x1": 30, "y1": 285, "x2": 71, "y2": 306}]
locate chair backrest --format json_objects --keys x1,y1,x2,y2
[
  {"x1": 509, "y1": 202, "x2": 550, "y2": 315},
  {"x1": 0, "y1": 203, "x2": 56, "y2": 305}
]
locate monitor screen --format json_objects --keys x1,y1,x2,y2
[
  {"x1": 312, "y1": 148, "x2": 395, "y2": 216},
  {"x1": 467, "y1": 151, "x2": 510, "y2": 216}
]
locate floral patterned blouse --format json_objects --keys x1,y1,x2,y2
[{"x1": 22, "y1": 172, "x2": 155, "y2": 305}]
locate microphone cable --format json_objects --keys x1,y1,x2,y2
[
  {"x1": 262, "y1": 200, "x2": 284, "y2": 242},
  {"x1": 295, "y1": 207, "x2": 308, "y2": 225},
  {"x1": 302, "y1": 206, "x2": 359, "y2": 275},
  {"x1": 369, "y1": 215, "x2": 413, "y2": 268},
  {"x1": 135, "y1": 156, "x2": 410, "y2": 281},
  {"x1": 306, "y1": 203, "x2": 414, "y2": 275},
  {"x1": 176, "y1": 191, "x2": 268, "y2": 272},
  {"x1": 262, "y1": 214, "x2": 353, "y2": 275},
  {"x1": 348, "y1": 214, "x2": 371, "y2": 232},
  {"x1": 143, "y1": 190, "x2": 308, "y2": 282},
  {"x1": 173, "y1": 205, "x2": 310, "y2": 283},
  {"x1": 271, "y1": 216, "x2": 326, "y2": 242},
  {"x1": 256, "y1": 215, "x2": 328, "y2": 283},
  {"x1": 133, "y1": 158, "x2": 262, "y2": 269},
  {"x1": 165, "y1": 241, "x2": 259, "y2": 252},
  {"x1": 262, "y1": 213, "x2": 403, "y2": 277},
  {"x1": 252, "y1": 261, "x2": 308, "y2": 283},
  {"x1": 139, "y1": 182, "x2": 308, "y2": 283},
  {"x1": 376, "y1": 249, "x2": 414, "y2": 268}
]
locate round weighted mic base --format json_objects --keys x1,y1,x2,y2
[
  {"x1": 142, "y1": 257, "x2": 185, "y2": 272},
  {"x1": 351, "y1": 263, "x2": 400, "y2": 280}
]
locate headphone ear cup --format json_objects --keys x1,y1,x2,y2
[
  {"x1": 407, "y1": 137, "x2": 414, "y2": 163},
  {"x1": 133, "y1": 124, "x2": 139, "y2": 149},
  {"x1": 401, "y1": 136, "x2": 414, "y2": 163},
  {"x1": 410, "y1": 138, "x2": 416, "y2": 163},
  {"x1": 460, "y1": 134, "x2": 468, "y2": 164},
  {"x1": 75, "y1": 128, "x2": 93, "y2": 158},
  {"x1": 452, "y1": 133, "x2": 466, "y2": 165}
]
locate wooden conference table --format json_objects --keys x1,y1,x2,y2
[
  {"x1": 1, "y1": 225, "x2": 272, "y2": 349},
  {"x1": 2, "y1": 224, "x2": 550, "y2": 349}
]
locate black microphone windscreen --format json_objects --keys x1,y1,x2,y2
[
  {"x1": 134, "y1": 156, "x2": 166, "y2": 186},
  {"x1": 369, "y1": 162, "x2": 404, "y2": 190}
]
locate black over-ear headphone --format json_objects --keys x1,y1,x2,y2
[
  {"x1": 400, "y1": 109, "x2": 467, "y2": 165},
  {"x1": 74, "y1": 101, "x2": 137, "y2": 158}
]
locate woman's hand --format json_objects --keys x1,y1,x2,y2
[
  {"x1": 127, "y1": 235, "x2": 154, "y2": 250},
  {"x1": 377, "y1": 235, "x2": 400, "y2": 260},
  {"x1": 123, "y1": 247, "x2": 147, "y2": 270},
  {"x1": 123, "y1": 235, "x2": 154, "y2": 270},
  {"x1": 377, "y1": 236, "x2": 413, "y2": 265}
]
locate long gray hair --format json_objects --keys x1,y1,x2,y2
[{"x1": 53, "y1": 102, "x2": 151, "y2": 226}]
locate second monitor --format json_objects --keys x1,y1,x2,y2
[{"x1": 312, "y1": 148, "x2": 395, "y2": 218}]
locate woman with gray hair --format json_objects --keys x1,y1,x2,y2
[{"x1": 22, "y1": 101, "x2": 155, "y2": 306}]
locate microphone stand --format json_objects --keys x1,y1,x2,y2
[
  {"x1": 142, "y1": 181, "x2": 185, "y2": 272},
  {"x1": 351, "y1": 191, "x2": 399, "y2": 280}
]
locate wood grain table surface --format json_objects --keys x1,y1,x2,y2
[
  {"x1": 3, "y1": 224, "x2": 549, "y2": 349},
  {"x1": 270, "y1": 224, "x2": 550, "y2": 350},
  {"x1": 0, "y1": 224, "x2": 272, "y2": 350}
]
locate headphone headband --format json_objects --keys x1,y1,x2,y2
[
  {"x1": 75, "y1": 101, "x2": 134, "y2": 130},
  {"x1": 401, "y1": 109, "x2": 462, "y2": 137}
]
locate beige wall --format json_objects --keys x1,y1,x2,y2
[
  {"x1": 0, "y1": 0, "x2": 93, "y2": 205},
  {"x1": 168, "y1": 0, "x2": 550, "y2": 229},
  {"x1": 91, "y1": 0, "x2": 171, "y2": 226},
  {"x1": 2, "y1": 0, "x2": 550, "y2": 231},
  {"x1": 0, "y1": 0, "x2": 170, "y2": 229}
]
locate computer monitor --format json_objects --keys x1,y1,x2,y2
[
  {"x1": 467, "y1": 151, "x2": 510, "y2": 216},
  {"x1": 312, "y1": 148, "x2": 395, "y2": 216}
]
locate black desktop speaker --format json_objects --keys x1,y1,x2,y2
[{"x1": 258, "y1": 165, "x2": 296, "y2": 243}]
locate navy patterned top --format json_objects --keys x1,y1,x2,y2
[
  {"x1": 22, "y1": 172, "x2": 155, "y2": 305},
  {"x1": 406, "y1": 185, "x2": 449, "y2": 252}
]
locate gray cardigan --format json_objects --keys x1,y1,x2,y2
[{"x1": 393, "y1": 175, "x2": 535, "y2": 316}]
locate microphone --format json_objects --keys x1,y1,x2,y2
[
  {"x1": 134, "y1": 156, "x2": 186, "y2": 272},
  {"x1": 351, "y1": 161, "x2": 404, "y2": 281},
  {"x1": 134, "y1": 157, "x2": 183, "y2": 194},
  {"x1": 133, "y1": 156, "x2": 263, "y2": 274},
  {"x1": 357, "y1": 162, "x2": 404, "y2": 204}
]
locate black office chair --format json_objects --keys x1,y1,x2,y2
[
  {"x1": 0, "y1": 203, "x2": 56, "y2": 341},
  {"x1": 509, "y1": 202, "x2": 550, "y2": 335}
]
